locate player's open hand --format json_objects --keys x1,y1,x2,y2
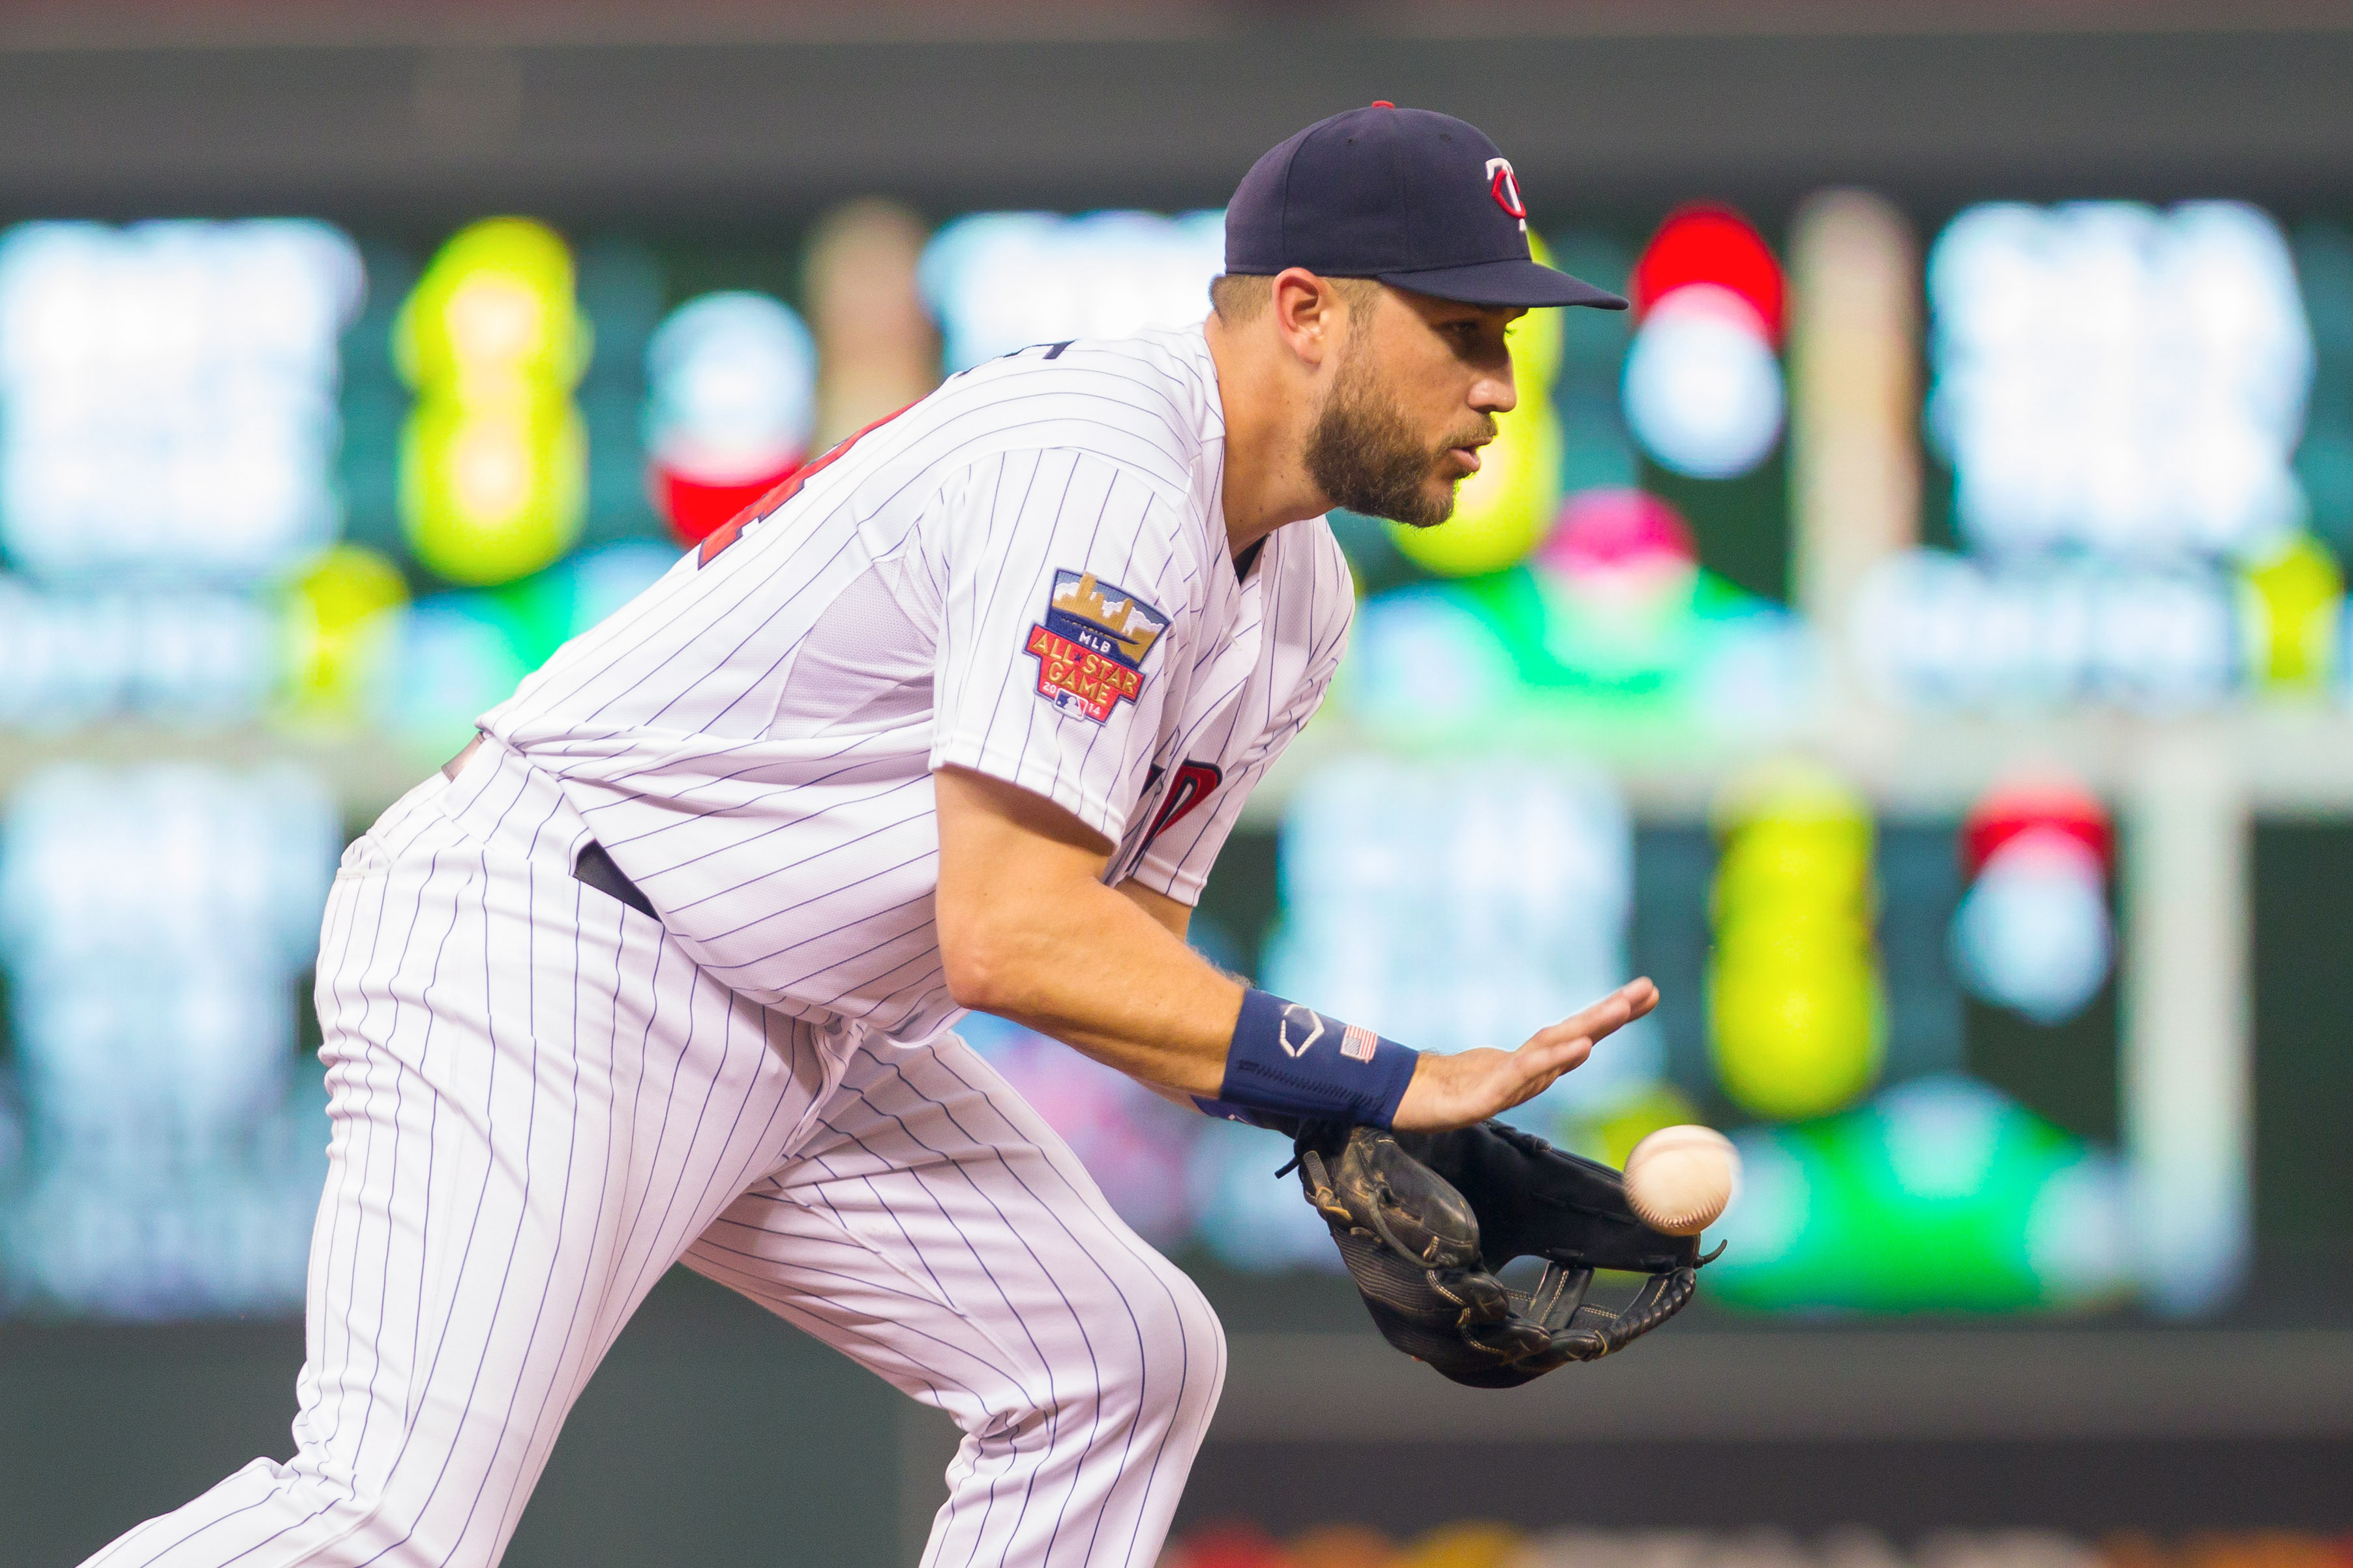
[{"x1": 1390, "y1": 978, "x2": 1658, "y2": 1133}]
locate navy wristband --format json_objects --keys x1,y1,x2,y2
[
  {"x1": 1193, "y1": 989, "x2": 1418, "y2": 1129},
  {"x1": 1188, "y1": 1099, "x2": 1301, "y2": 1135}
]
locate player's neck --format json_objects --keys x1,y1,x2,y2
[{"x1": 1204, "y1": 312, "x2": 1338, "y2": 559}]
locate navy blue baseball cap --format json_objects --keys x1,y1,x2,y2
[{"x1": 1225, "y1": 103, "x2": 1627, "y2": 311}]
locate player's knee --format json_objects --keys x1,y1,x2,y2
[
  {"x1": 1099, "y1": 1250, "x2": 1227, "y2": 1432},
  {"x1": 202, "y1": 1470, "x2": 419, "y2": 1564},
  {"x1": 209, "y1": 1453, "x2": 520, "y2": 1566}
]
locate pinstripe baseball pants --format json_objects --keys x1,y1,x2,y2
[{"x1": 83, "y1": 747, "x2": 1226, "y2": 1568}]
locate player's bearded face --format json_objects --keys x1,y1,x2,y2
[{"x1": 1303, "y1": 327, "x2": 1497, "y2": 529}]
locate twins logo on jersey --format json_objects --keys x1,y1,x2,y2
[
  {"x1": 1025, "y1": 570, "x2": 1171, "y2": 723},
  {"x1": 1140, "y1": 760, "x2": 1222, "y2": 854}
]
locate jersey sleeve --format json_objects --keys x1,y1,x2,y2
[
  {"x1": 1130, "y1": 531, "x2": 1356, "y2": 904},
  {"x1": 927, "y1": 449, "x2": 1203, "y2": 845}
]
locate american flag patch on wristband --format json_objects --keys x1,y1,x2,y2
[{"x1": 1340, "y1": 1023, "x2": 1379, "y2": 1062}]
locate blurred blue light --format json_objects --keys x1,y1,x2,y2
[
  {"x1": 1621, "y1": 284, "x2": 1785, "y2": 480},
  {"x1": 0, "y1": 220, "x2": 362, "y2": 586},
  {"x1": 0, "y1": 763, "x2": 337, "y2": 1318},
  {"x1": 920, "y1": 209, "x2": 1225, "y2": 372},
  {"x1": 1262, "y1": 758, "x2": 1660, "y2": 1135},
  {"x1": 644, "y1": 290, "x2": 817, "y2": 481},
  {"x1": 1928, "y1": 201, "x2": 2311, "y2": 561},
  {"x1": 1951, "y1": 830, "x2": 2114, "y2": 1026}
]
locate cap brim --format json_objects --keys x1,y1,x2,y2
[{"x1": 1377, "y1": 257, "x2": 1628, "y2": 310}]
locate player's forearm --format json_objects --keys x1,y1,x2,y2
[
  {"x1": 943, "y1": 877, "x2": 1244, "y2": 1095},
  {"x1": 934, "y1": 764, "x2": 1243, "y2": 1094},
  {"x1": 935, "y1": 765, "x2": 1652, "y2": 1132}
]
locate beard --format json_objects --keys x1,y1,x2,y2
[{"x1": 1302, "y1": 348, "x2": 1495, "y2": 529}]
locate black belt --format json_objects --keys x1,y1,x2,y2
[
  {"x1": 574, "y1": 840, "x2": 657, "y2": 921},
  {"x1": 442, "y1": 735, "x2": 657, "y2": 923}
]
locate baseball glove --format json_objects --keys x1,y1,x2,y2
[{"x1": 1291, "y1": 1119, "x2": 1712, "y2": 1387}]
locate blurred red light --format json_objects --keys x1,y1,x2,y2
[
  {"x1": 1632, "y1": 204, "x2": 1785, "y2": 344},
  {"x1": 1161, "y1": 1522, "x2": 1295, "y2": 1568},
  {"x1": 1963, "y1": 775, "x2": 2112, "y2": 878},
  {"x1": 652, "y1": 460, "x2": 800, "y2": 546}
]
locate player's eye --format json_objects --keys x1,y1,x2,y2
[{"x1": 1443, "y1": 319, "x2": 1506, "y2": 361}]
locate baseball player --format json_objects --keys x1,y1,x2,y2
[{"x1": 84, "y1": 104, "x2": 1650, "y2": 1568}]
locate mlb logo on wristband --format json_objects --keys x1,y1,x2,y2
[{"x1": 1341, "y1": 1023, "x2": 1379, "y2": 1062}]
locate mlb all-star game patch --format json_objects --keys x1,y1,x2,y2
[{"x1": 1024, "y1": 569, "x2": 1171, "y2": 723}]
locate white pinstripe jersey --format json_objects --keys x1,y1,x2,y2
[{"x1": 482, "y1": 325, "x2": 1356, "y2": 1044}]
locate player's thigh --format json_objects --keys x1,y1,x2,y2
[
  {"x1": 87, "y1": 824, "x2": 825, "y2": 1568},
  {"x1": 297, "y1": 810, "x2": 813, "y2": 1496},
  {"x1": 681, "y1": 1033, "x2": 1225, "y2": 1432}
]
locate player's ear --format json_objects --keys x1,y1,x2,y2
[{"x1": 1269, "y1": 267, "x2": 1342, "y2": 368}]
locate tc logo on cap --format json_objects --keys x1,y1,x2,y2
[
  {"x1": 1485, "y1": 157, "x2": 1528, "y2": 231},
  {"x1": 1223, "y1": 106, "x2": 1625, "y2": 309}
]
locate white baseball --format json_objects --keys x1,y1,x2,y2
[{"x1": 1623, "y1": 1125, "x2": 1739, "y2": 1235}]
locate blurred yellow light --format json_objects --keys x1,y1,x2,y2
[
  {"x1": 279, "y1": 544, "x2": 410, "y2": 722},
  {"x1": 1707, "y1": 760, "x2": 1886, "y2": 1122},
  {"x1": 1709, "y1": 948, "x2": 1885, "y2": 1121},
  {"x1": 401, "y1": 398, "x2": 585, "y2": 585},
  {"x1": 447, "y1": 276, "x2": 550, "y2": 368},
  {"x1": 451, "y1": 419, "x2": 537, "y2": 515},
  {"x1": 393, "y1": 217, "x2": 585, "y2": 392},
  {"x1": 1711, "y1": 907, "x2": 1875, "y2": 969},
  {"x1": 1386, "y1": 235, "x2": 1566, "y2": 579},
  {"x1": 2241, "y1": 531, "x2": 2343, "y2": 690},
  {"x1": 396, "y1": 217, "x2": 590, "y2": 587},
  {"x1": 1713, "y1": 820, "x2": 1873, "y2": 923},
  {"x1": 1394, "y1": 1522, "x2": 1525, "y2": 1568}
]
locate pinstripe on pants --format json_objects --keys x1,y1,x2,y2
[{"x1": 82, "y1": 745, "x2": 1225, "y2": 1568}]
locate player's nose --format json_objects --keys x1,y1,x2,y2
[{"x1": 1473, "y1": 362, "x2": 1518, "y2": 417}]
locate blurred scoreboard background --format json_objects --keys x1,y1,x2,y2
[
  {"x1": 3, "y1": 182, "x2": 2349, "y2": 1330},
  {"x1": 3, "y1": 10, "x2": 2353, "y2": 1564}
]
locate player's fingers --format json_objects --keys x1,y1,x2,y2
[
  {"x1": 1523, "y1": 987, "x2": 1643, "y2": 1058},
  {"x1": 1401, "y1": 1034, "x2": 1595, "y2": 1130},
  {"x1": 1498, "y1": 1029, "x2": 1597, "y2": 1110},
  {"x1": 1561, "y1": 978, "x2": 1656, "y2": 1045},
  {"x1": 1531, "y1": 988, "x2": 1631, "y2": 1052},
  {"x1": 1491, "y1": 1032, "x2": 1591, "y2": 1109}
]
